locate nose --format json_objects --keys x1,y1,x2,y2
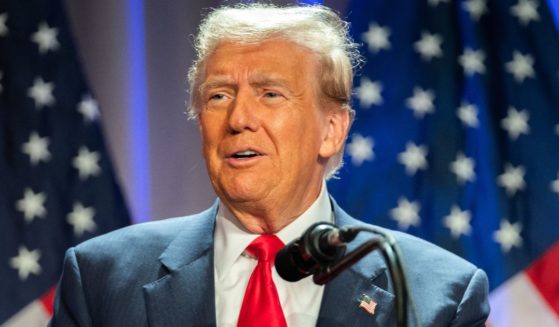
[{"x1": 227, "y1": 90, "x2": 260, "y2": 133}]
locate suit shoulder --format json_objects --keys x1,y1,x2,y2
[
  {"x1": 334, "y1": 206, "x2": 489, "y2": 324},
  {"x1": 340, "y1": 211, "x2": 476, "y2": 271},
  {"x1": 390, "y1": 229, "x2": 477, "y2": 273},
  {"x1": 387, "y1": 230, "x2": 489, "y2": 324},
  {"x1": 335, "y1": 204, "x2": 480, "y2": 276},
  {"x1": 73, "y1": 207, "x2": 215, "y2": 259}
]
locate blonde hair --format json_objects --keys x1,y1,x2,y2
[{"x1": 188, "y1": 3, "x2": 361, "y2": 177}]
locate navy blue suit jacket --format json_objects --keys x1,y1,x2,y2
[{"x1": 50, "y1": 200, "x2": 489, "y2": 326}]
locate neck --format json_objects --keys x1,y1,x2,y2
[{"x1": 222, "y1": 183, "x2": 323, "y2": 234}]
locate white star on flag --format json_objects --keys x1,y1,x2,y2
[
  {"x1": 9, "y1": 246, "x2": 42, "y2": 281},
  {"x1": 0, "y1": 0, "x2": 133, "y2": 321},
  {"x1": 444, "y1": 206, "x2": 472, "y2": 239},
  {"x1": 390, "y1": 197, "x2": 421, "y2": 230},
  {"x1": 67, "y1": 203, "x2": 97, "y2": 237},
  {"x1": 21, "y1": 132, "x2": 51, "y2": 165},
  {"x1": 505, "y1": 51, "x2": 535, "y2": 82},
  {"x1": 398, "y1": 142, "x2": 428, "y2": 175},
  {"x1": 355, "y1": 78, "x2": 383, "y2": 108},
  {"x1": 31, "y1": 22, "x2": 59, "y2": 54},
  {"x1": 0, "y1": 13, "x2": 8, "y2": 37},
  {"x1": 428, "y1": 0, "x2": 450, "y2": 7},
  {"x1": 501, "y1": 107, "x2": 530, "y2": 140},
  {"x1": 450, "y1": 152, "x2": 476, "y2": 183},
  {"x1": 406, "y1": 87, "x2": 436, "y2": 118},
  {"x1": 555, "y1": 123, "x2": 559, "y2": 136},
  {"x1": 463, "y1": 0, "x2": 488, "y2": 21},
  {"x1": 362, "y1": 23, "x2": 391, "y2": 53},
  {"x1": 457, "y1": 101, "x2": 479, "y2": 128},
  {"x1": 459, "y1": 48, "x2": 486, "y2": 75},
  {"x1": 73, "y1": 146, "x2": 102, "y2": 179},
  {"x1": 510, "y1": 0, "x2": 540, "y2": 25},
  {"x1": 493, "y1": 220, "x2": 523, "y2": 253},
  {"x1": 498, "y1": 163, "x2": 526, "y2": 196},
  {"x1": 78, "y1": 95, "x2": 100, "y2": 122},
  {"x1": 16, "y1": 188, "x2": 47, "y2": 223},
  {"x1": 551, "y1": 172, "x2": 559, "y2": 194},
  {"x1": 27, "y1": 77, "x2": 55, "y2": 109},
  {"x1": 414, "y1": 31, "x2": 443, "y2": 61},
  {"x1": 346, "y1": 134, "x2": 374, "y2": 166}
]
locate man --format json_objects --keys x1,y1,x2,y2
[{"x1": 50, "y1": 4, "x2": 489, "y2": 326}]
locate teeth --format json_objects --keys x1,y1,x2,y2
[
  {"x1": 233, "y1": 150, "x2": 259, "y2": 158},
  {"x1": 237, "y1": 150, "x2": 257, "y2": 156}
]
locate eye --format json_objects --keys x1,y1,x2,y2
[
  {"x1": 260, "y1": 90, "x2": 287, "y2": 105},
  {"x1": 209, "y1": 93, "x2": 227, "y2": 101},
  {"x1": 263, "y1": 91, "x2": 280, "y2": 98}
]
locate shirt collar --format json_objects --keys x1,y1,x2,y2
[{"x1": 213, "y1": 181, "x2": 333, "y2": 281}]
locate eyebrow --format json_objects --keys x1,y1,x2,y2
[
  {"x1": 199, "y1": 73, "x2": 293, "y2": 94},
  {"x1": 198, "y1": 76, "x2": 236, "y2": 95}
]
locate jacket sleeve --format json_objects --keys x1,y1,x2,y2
[
  {"x1": 49, "y1": 247, "x2": 92, "y2": 327},
  {"x1": 451, "y1": 268, "x2": 490, "y2": 327}
]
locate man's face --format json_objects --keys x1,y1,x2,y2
[{"x1": 198, "y1": 39, "x2": 348, "y2": 223}]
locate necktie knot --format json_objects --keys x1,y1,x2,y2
[
  {"x1": 246, "y1": 234, "x2": 284, "y2": 262},
  {"x1": 238, "y1": 234, "x2": 287, "y2": 327}
]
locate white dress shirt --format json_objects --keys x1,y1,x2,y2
[{"x1": 214, "y1": 183, "x2": 333, "y2": 327}]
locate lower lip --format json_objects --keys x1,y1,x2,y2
[{"x1": 225, "y1": 155, "x2": 265, "y2": 167}]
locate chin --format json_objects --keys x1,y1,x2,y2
[{"x1": 219, "y1": 180, "x2": 273, "y2": 206}]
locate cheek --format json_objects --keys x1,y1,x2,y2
[
  {"x1": 200, "y1": 114, "x2": 222, "y2": 143},
  {"x1": 199, "y1": 121, "x2": 222, "y2": 166},
  {"x1": 281, "y1": 119, "x2": 323, "y2": 160},
  {"x1": 199, "y1": 129, "x2": 212, "y2": 155}
]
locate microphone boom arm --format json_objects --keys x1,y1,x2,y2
[{"x1": 313, "y1": 226, "x2": 416, "y2": 327}]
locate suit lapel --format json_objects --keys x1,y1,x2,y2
[
  {"x1": 143, "y1": 204, "x2": 218, "y2": 327},
  {"x1": 141, "y1": 198, "x2": 396, "y2": 326},
  {"x1": 317, "y1": 199, "x2": 396, "y2": 326}
]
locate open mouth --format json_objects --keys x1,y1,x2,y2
[{"x1": 230, "y1": 150, "x2": 262, "y2": 159}]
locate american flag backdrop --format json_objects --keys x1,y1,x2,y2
[
  {"x1": 0, "y1": 0, "x2": 130, "y2": 325},
  {"x1": 328, "y1": 0, "x2": 559, "y2": 325}
]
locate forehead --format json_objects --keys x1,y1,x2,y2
[{"x1": 202, "y1": 39, "x2": 320, "y2": 83}]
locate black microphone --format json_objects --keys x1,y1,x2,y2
[
  {"x1": 274, "y1": 222, "x2": 358, "y2": 282},
  {"x1": 275, "y1": 223, "x2": 417, "y2": 327}
]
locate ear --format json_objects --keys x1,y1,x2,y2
[{"x1": 319, "y1": 108, "x2": 350, "y2": 160}]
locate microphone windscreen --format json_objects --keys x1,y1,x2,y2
[{"x1": 274, "y1": 247, "x2": 308, "y2": 282}]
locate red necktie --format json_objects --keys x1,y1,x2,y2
[{"x1": 237, "y1": 234, "x2": 287, "y2": 327}]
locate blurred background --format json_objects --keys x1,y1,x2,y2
[{"x1": 1, "y1": 0, "x2": 558, "y2": 326}]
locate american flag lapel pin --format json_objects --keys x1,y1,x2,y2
[{"x1": 358, "y1": 294, "x2": 377, "y2": 315}]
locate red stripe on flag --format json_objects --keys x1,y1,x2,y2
[
  {"x1": 40, "y1": 286, "x2": 57, "y2": 316},
  {"x1": 526, "y1": 241, "x2": 559, "y2": 319}
]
